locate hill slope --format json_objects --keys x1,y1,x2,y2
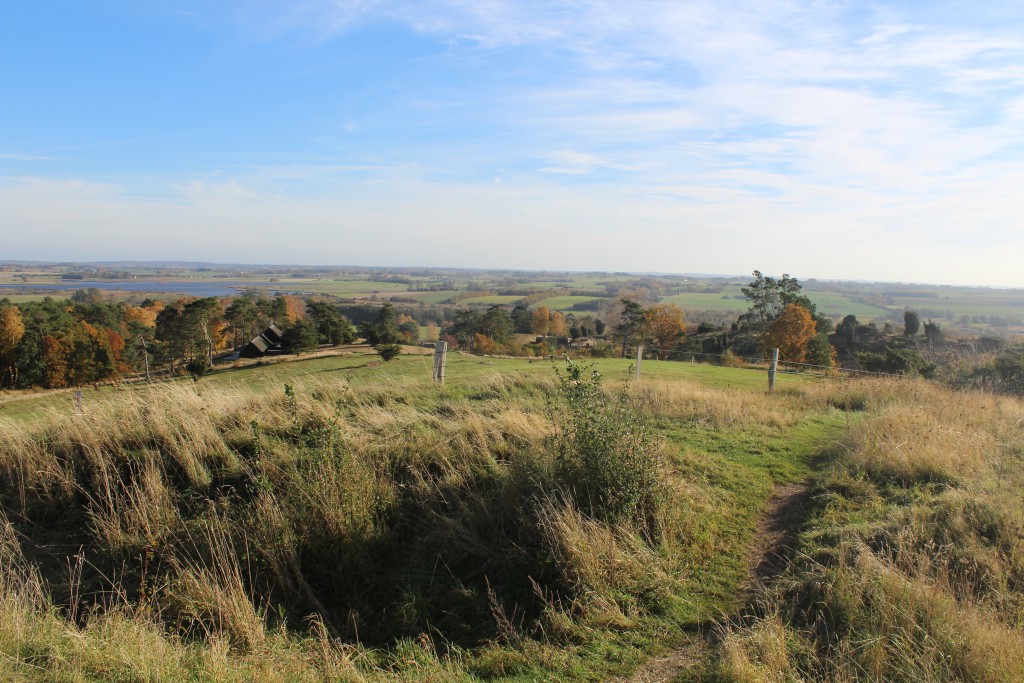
[{"x1": 0, "y1": 358, "x2": 1020, "y2": 681}]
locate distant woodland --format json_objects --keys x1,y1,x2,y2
[{"x1": 1, "y1": 267, "x2": 1022, "y2": 397}]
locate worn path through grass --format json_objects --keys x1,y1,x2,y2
[{"x1": 611, "y1": 405, "x2": 850, "y2": 683}]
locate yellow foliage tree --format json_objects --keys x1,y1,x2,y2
[
  {"x1": 123, "y1": 305, "x2": 159, "y2": 328},
  {"x1": 42, "y1": 334, "x2": 69, "y2": 389},
  {"x1": 762, "y1": 304, "x2": 817, "y2": 365},
  {"x1": 548, "y1": 310, "x2": 567, "y2": 337},
  {"x1": 0, "y1": 306, "x2": 25, "y2": 386},
  {"x1": 0, "y1": 306, "x2": 25, "y2": 356},
  {"x1": 281, "y1": 295, "x2": 306, "y2": 322},
  {"x1": 644, "y1": 303, "x2": 686, "y2": 359},
  {"x1": 473, "y1": 333, "x2": 495, "y2": 354},
  {"x1": 532, "y1": 307, "x2": 550, "y2": 335}
]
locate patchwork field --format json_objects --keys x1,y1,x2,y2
[{"x1": 3, "y1": 264, "x2": 1023, "y2": 335}]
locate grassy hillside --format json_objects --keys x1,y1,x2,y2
[
  {"x1": 0, "y1": 354, "x2": 1020, "y2": 681},
  {"x1": 704, "y1": 381, "x2": 1024, "y2": 682}
]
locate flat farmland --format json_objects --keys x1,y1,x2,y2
[
  {"x1": 663, "y1": 291, "x2": 750, "y2": 312},
  {"x1": 534, "y1": 295, "x2": 606, "y2": 311},
  {"x1": 886, "y1": 292, "x2": 1024, "y2": 319},
  {"x1": 459, "y1": 294, "x2": 524, "y2": 305},
  {"x1": 805, "y1": 291, "x2": 892, "y2": 318},
  {"x1": 270, "y1": 279, "x2": 411, "y2": 296},
  {"x1": 0, "y1": 293, "x2": 61, "y2": 303},
  {"x1": 401, "y1": 290, "x2": 461, "y2": 303}
]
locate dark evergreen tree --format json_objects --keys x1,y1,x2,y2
[
  {"x1": 444, "y1": 309, "x2": 485, "y2": 348},
  {"x1": 904, "y1": 309, "x2": 921, "y2": 337},
  {"x1": 363, "y1": 303, "x2": 402, "y2": 361},
  {"x1": 305, "y1": 300, "x2": 356, "y2": 346},
  {"x1": 614, "y1": 299, "x2": 647, "y2": 358},
  {"x1": 225, "y1": 295, "x2": 260, "y2": 348},
  {"x1": 479, "y1": 306, "x2": 514, "y2": 344},
  {"x1": 739, "y1": 270, "x2": 816, "y2": 333},
  {"x1": 281, "y1": 319, "x2": 320, "y2": 354},
  {"x1": 511, "y1": 305, "x2": 532, "y2": 333}
]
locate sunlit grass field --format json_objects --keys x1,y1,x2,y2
[
  {"x1": 532, "y1": 295, "x2": 605, "y2": 311},
  {"x1": 0, "y1": 348, "x2": 795, "y2": 424},
  {"x1": 1, "y1": 344, "x2": 1022, "y2": 681}
]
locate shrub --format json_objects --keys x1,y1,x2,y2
[
  {"x1": 720, "y1": 348, "x2": 745, "y2": 367},
  {"x1": 550, "y1": 360, "x2": 661, "y2": 524},
  {"x1": 375, "y1": 343, "x2": 401, "y2": 362},
  {"x1": 186, "y1": 355, "x2": 210, "y2": 380}
]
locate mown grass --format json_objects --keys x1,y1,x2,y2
[{"x1": 0, "y1": 355, "x2": 851, "y2": 681}]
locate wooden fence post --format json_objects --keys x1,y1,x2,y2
[
  {"x1": 433, "y1": 341, "x2": 448, "y2": 385},
  {"x1": 768, "y1": 348, "x2": 779, "y2": 394},
  {"x1": 636, "y1": 345, "x2": 643, "y2": 378}
]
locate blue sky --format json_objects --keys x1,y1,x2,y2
[{"x1": 2, "y1": 1, "x2": 1023, "y2": 286}]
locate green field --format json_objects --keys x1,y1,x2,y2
[
  {"x1": 400, "y1": 290, "x2": 461, "y2": 303},
  {"x1": 887, "y1": 292, "x2": 1024, "y2": 319},
  {"x1": 533, "y1": 295, "x2": 606, "y2": 311},
  {"x1": 269, "y1": 279, "x2": 411, "y2": 297},
  {"x1": 666, "y1": 287, "x2": 894, "y2": 319},
  {"x1": 4, "y1": 264, "x2": 1023, "y2": 336},
  {"x1": 0, "y1": 349, "x2": 796, "y2": 425},
  {"x1": 805, "y1": 291, "x2": 893, "y2": 318},
  {"x1": 459, "y1": 294, "x2": 525, "y2": 305},
  {"x1": 0, "y1": 293, "x2": 60, "y2": 303},
  {"x1": 663, "y1": 291, "x2": 751, "y2": 312}
]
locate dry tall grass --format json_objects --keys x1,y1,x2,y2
[
  {"x1": 4, "y1": 365, "x2": 1000, "y2": 681},
  {"x1": 0, "y1": 369, "x2": 692, "y2": 680},
  {"x1": 713, "y1": 380, "x2": 1024, "y2": 682}
]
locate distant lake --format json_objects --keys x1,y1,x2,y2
[{"x1": 0, "y1": 280, "x2": 284, "y2": 297}]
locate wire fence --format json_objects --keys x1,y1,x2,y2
[{"x1": 636, "y1": 348, "x2": 904, "y2": 379}]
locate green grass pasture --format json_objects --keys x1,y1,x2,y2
[
  {"x1": 533, "y1": 295, "x2": 605, "y2": 311},
  {"x1": 459, "y1": 295, "x2": 524, "y2": 305}
]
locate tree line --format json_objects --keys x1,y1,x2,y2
[{"x1": 0, "y1": 289, "x2": 361, "y2": 389}]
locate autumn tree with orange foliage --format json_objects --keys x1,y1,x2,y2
[
  {"x1": 42, "y1": 334, "x2": 70, "y2": 388},
  {"x1": 548, "y1": 310, "x2": 568, "y2": 337},
  {"x1": 532, "y1": 307, "x2": 551, "y2": 335},
  {"x1": 644, "y1": 303, "x2": 686, "y2": 359},
  {"x1": 0, "y1": 305, "x2": 25, "y2": 387},
  {"x1": 281, "y1": 295, "x2": 307, "y2": 322},
  {"x1": 761, "y1": 304, "x2": 817, "y2": 364},
  {"x1": 123, "y1": 304, "x2": 161, "y2": 329}
]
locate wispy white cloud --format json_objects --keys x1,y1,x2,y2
[
  {"x1": 538, "y1": 150, "x2": 636, "y2": 175},
  {"x1": 0, "y1": 153, "x2": 55, "y2": 162}
]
